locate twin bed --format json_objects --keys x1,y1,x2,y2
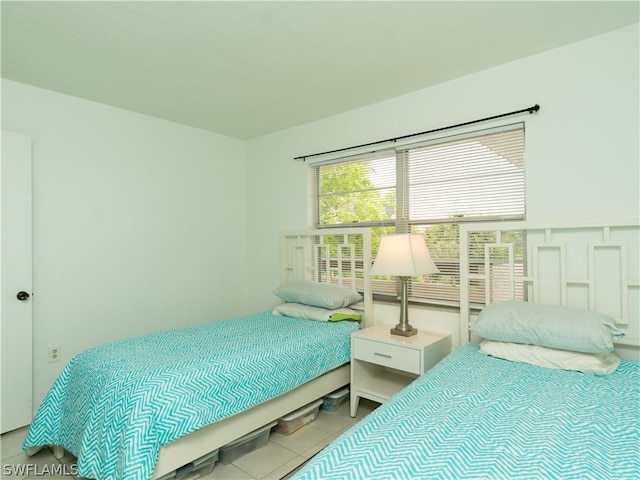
[
  {"x1": 24, "y1": 229, "x2": 372, "y2": 480},
  {"x1": 24, "y1": 220, "x2": 639, "y2": 479}
]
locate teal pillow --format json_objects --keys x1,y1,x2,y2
[
  {"x1": 471, "y1": 301, "x2": 625, "y2": 354},
  {"x1": 273, "y1": 281, "x2": 362, "y2": 309}
]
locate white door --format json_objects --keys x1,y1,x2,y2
[{"x1": 1, "y1": 131, "x2": 33, "y2": 433}]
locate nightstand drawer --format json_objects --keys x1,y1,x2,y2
[{"x1": 352, "y1": 337, "x2": 421, "y2": 374}]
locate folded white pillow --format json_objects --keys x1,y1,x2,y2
[
  {"x1": 479, "y1": 339, "x2": 620, "y2": 376},
  {"x1": 272, "y1": 303, "x2": 362, "y2": 322}
]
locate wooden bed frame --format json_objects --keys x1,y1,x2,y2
[
  {"x1": 459, "y1": 217, "x2": 640, "y2": 360},
  {"x1": 147, "y1": 228, "x2": 372, "y2": 479}
]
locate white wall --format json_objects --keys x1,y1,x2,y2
[
  {"x1": 245, "y1": 24, "x2": 640, "y2": 340},
  {"x1": 2, "y1": 80, "x2": 249, "y2": 407}
]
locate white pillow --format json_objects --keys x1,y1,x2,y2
[
  {"x1": 349, "y1": 301, "x2": 365, "y2": 311},
  {"x1": 272, "y1": 303, "x2": 362, "y2": 322},
  {"x1": 471, "y1": 301, "x2": 624, "y2": 353},
  {"x1": 273, "y1": 281, "x2": 362, "y2": 309},
  {"x1": 479, "y1": 339, "x2": 620, "y2": 376}
]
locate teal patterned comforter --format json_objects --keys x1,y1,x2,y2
[
  {"x1": 294, "y1": 343, "x2": 640, "y2": 480},
  {"x1": 24, "y1": 312, "x2": 358, "y2": 480}
]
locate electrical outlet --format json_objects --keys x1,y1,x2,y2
[{"x1": 48, "y1": 345, "x2": 61, "y2": 363}]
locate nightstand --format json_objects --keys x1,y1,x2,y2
[{"x1": 350, "y1": 324, "x2": 451, "y2": 417}]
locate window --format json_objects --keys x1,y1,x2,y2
[{"x1": 313, "y1": 123, "x2": 526, "y2": 307}]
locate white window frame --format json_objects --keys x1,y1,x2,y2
[{"x1": 312, "y1": 123, "x2": 526, "y2": 307}]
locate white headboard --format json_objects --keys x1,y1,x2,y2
[
  {"x1": 280, "y1": 228, "x2": 373, "y2": 327},
  {"x1": 460, "y1": 217, "x2": 640, "y2": 357}
]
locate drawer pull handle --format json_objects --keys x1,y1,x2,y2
[{"x1": 374, "y1": 353, "x2": 392, "y2": 359}]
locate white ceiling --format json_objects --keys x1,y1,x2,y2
[{"x1": 2, "y1": 1, "x2": 638, "y2": 139}]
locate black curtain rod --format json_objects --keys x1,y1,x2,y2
[{"x1": 294, "y1": 103, "x2": 540, "y2": 161}]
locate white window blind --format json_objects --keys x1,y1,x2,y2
[
  {"x1": 403, "y1": 126, "x2": 525, "y2": 222},
  {"x1": 314, "y1": 123, "x2": 526, "y2": 306}
]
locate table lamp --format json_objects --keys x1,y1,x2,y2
[{"x1": 370, "y1": 234, "x2": 440, "y2": 336}]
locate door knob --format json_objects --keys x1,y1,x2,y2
[{"x1": 16, "y1": 291, "x2": 30, "y2": 301}]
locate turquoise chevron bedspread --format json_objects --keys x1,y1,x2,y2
[
  {"x1": 24, "y1": 312, "x2": 358, "y2": 480},
  {"x1": 294, "y1": 343, "x2": 640, "y2": 480}
]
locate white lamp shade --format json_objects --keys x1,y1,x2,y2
[{"x1": 370, "y1": 234, "x2": 440, "y2": 277}]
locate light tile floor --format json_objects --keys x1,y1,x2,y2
[{"x1": 1, "y1": 399, "x2": 378, "y2": 480}]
